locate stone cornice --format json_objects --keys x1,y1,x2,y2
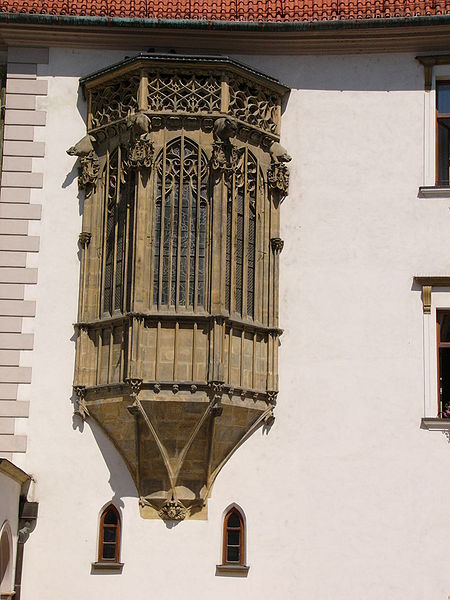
[{"x1": 2, "y1": 20, "x2": 450, "y2": 54}]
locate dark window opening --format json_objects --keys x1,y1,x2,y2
[
  {"x1": 436, "y1": 82, "x2": 450, "y2": 186},
  {"x1": 102, "y1": 148, "x2": 135, "y2": 316},
  {"x1": 222, "y1": 507, "x2": 245, "y2": 565}
]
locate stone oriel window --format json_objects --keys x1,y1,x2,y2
[{"x1": 70, "y1": 55, "x2": 290, "y2": 520}]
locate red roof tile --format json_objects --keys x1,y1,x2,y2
[{"x1": 0, "y1": 0, "x2": 449, "y2": 22}]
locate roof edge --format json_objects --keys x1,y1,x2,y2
[
  {"x1": 0, "y1": 11, "x2": 450, "y2": 32},
  {"x1": 79, "y1": 53, "x2": 290, "y2": 93}
]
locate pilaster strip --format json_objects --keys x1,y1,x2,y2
[{"x1": 0, "y1": 46, "x2": 48, "y2": 456}]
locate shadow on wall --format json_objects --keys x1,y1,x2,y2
[
  {"x1": 72, "y1": 411, "x2": 138, "y2": 508},
  {"x1": 234, "y1": 53, "x2": 424, "y2": 92}
]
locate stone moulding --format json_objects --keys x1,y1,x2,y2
[{"x1": 70, "y1": 54, "x2": 290, "y2": 520}]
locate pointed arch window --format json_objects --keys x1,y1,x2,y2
[
  {"x1": 225, "y1": 150, "x2": 258, "y2": 319},
  {"x1": 153, "y1": 137, "x2": 208, "y2": 310},
  {"x1": 222, "y1": 507, "x2": 245, "y2": 565},
  {"x1": 98, "y1": 504, "x2": 121, "y2": 564},
  {"x1": 102, "y1": 147, "x2": 136, "y2": 316}
]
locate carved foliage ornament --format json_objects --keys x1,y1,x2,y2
[{"x1": 158, "y1": 499, "x2": 187, "y2": 521}]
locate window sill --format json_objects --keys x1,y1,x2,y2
[
  {"x1": 91, "y1": 561, "x2": 124, "y2": 573},
  {"x1": 419, "y1": 186, "x2": 450, "y2": 198},
  {"x1": 215, "y1": 564, "x2": 250, "y2": 577},
  {"x1": 421, "y1": 418, "x2": 450, "y2": 430}
]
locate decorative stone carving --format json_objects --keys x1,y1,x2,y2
[
  {"x1": 78, "y1": 231, "x2": 91, "y2": 247},
  {"x1": 267, "y1": 390, "x2": 278, "y2": 406},
  {"x1": 228, "y1": 76, "x2": 279, "y2": 134},
  {"x1": 211, "y1": 118, "x2": 245, "y2": 184},
  {"x1": 268, "y1": 142, "x2": 292, "y2": 200},
  {"x1": 90, "y1": 75, "x2": 139, "y2": 129},
  {"x1": 263, "y1": 409, "x2": 276, "y2": 427},
  {"x1": 73, "y1": 385, "x2": 89, "y2": 420},
  {"x1": 148, "y1": 72, "x2": 221, "y2": 114},
  {"x1": 125, "y1": 378, "x2": 143, "y2": 399},
  {"x1": 125, "y1": 113, "x2": 154, "y2": 170},
  {"x1": 67, "y1": 134, "x2": 100, "y2": 193},
  {"x1": 271, "y1": 237, "x2": 284, "y2": 254},
  {"x1": 158, "y1": 499, "x2": 187, "y2": 521}
]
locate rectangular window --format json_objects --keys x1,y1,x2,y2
[
  {"x1": 437, "y1": 311, "x2": 450, "y2": 417},
  {"x1": 436, "y1": 82, "x2": 450, "y2": 185}
]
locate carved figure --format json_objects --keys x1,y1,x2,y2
[
  {"x1": 125, "y1": 112, "x2": 154, "y2": 169},
  {"x1": 213, "y1": 117, "x2": 237, "y2": 142},
  {"x1": 269, "y1": 142, "x2": 292, "y2": 164},
  {"x1": 268, "y1": 142, "x2": 291, "y2": 200},
  {"x1": 67, "y1": 134, "x2": 96, "y2": 157},
  {"x1": 67, "y1": 134, "x2": 100, "y2": 192},
  {"x1": 211, "y1": 118, "x2": 244, "y2": 183}
]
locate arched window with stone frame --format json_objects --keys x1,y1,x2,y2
[{"x1": 97, "y1": 504, "x2": 121, "y2": 564}]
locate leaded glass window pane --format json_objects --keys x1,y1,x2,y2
[
  {"x1": 153, "y1": 137, "x2": 208, "y2": 310},
  {"x1": 102, "y1": 149, "x2": 135, "y2": 316}
]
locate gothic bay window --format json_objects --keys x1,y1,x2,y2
[{"x1": 71, "y1": 55, "x2": 290, "y2": 520}]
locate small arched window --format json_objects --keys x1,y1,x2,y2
[
  {"x1": 222, "y1": 507, "x2": 245, "y2": 565},
  {"x1": 0, "y1": 522, "x2": 13, "y2": 597},
  {"x1": 98, "y1": 505, "x2": 121, "y2": 563}
]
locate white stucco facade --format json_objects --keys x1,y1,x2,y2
[{"x1": 1, "y1": 47, "x2": 450, "y2": 599}]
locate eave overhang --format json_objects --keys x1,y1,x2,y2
[
  {"x1": 0, "y1": 14, "x2": 450, "y2": 54},
  {"x1": 80, "y1": 54, "x2": 289, "y2": 96}
]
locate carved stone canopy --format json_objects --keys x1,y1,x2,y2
[{"x1": 72, "y1": 55, "x2": 289, "y2": 520}]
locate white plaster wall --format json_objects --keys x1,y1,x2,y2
[
  {"x1": 18, "y1": 48, "x2": 450, "y2": 600},
  {"x1": 0, "y1": 472, "x2": 20, "y2": 591}
]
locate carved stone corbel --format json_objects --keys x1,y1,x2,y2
[
  {"x1": 271, "y1": 237, "x2": 284, "y2": 255},
  {"x1": 267, "y1": 390, "x2": 278, "y2": 406},
  {"x1": 125, "y1": 377, "x2": 143, "y2": 399},
  {"x1": 67, "y1": 134, "x2": 100, "y2": 194},
  {"x1": 209, "y1": 380, "x2": 224, "y2": 417},
  {"x1": 73, "y1": 385, "x2": 90, "y2": 420},
  {"x1": 78, "y1": 231, "x2": 91, "y2": 247},
  {"x1": 268, "y1": 142, "x2": 291, "y2": 202}
]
